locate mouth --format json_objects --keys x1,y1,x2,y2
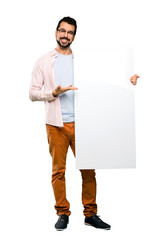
[{"x1": 60, "y1": 38, "x2": 69, "y2": 44}]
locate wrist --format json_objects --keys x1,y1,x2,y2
[{"x1": 52, "y1": 91, "x2": 58, "y2": 97}]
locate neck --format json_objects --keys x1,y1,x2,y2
[{"x1": 55, "y1": 45, "x2": 72, "y2": 55}]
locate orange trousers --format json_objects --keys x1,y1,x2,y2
[{"x1": 46, "y1": 122, "x2": 97, "y2": 217}]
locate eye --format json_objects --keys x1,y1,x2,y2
[
  {"x1": 59, "y1": 29, "x2": 66, "y2": 33},
  {"x1": 68, "y1": 31, "x2": 74, "y2": 35}
]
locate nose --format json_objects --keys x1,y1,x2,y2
[{"x1": 64, "y1": 31, "x2": 68, "y2": 37}]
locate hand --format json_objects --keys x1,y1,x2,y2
[
  {"x1": 52, "y1": 85, "x2": 78, "y2": 97},
  {"x1": 130, "y1": 74, "x2": 140, "y2": 85}
]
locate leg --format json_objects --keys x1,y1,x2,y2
[
  {"x1": 80, "y1": 169, "x2": 97, "y2": 217},
  {"x1": 70, "y1": 123, "x2": 97, "y2": 217},
  {"x1": 46, "y1": 124, "x2": 71, "y2": 216}
]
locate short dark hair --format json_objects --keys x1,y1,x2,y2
[{"x1": 56, "y1": 16, "x2": 77, "y2": 35}]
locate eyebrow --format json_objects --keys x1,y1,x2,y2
[{"x1": 59, "y1": 28, "x2": 74, "y2": 33}]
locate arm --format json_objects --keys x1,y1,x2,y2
[{"x1": 29, "y1": 62, "x2": 56, "y2": 102}]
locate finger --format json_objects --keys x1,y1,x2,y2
[
  {"x1": 64, "y1": 85, "x2": 72, "y2": 90},
  {"x1": 134, "y1": 74, "x2": 140, "y2": 78},
  {"x1": 68, "y1": 87, "x2": 78, "y2": 90},
  {"x1": 130, "y1": 80, "x2": 136, "y2": 85},
  {"x1": 130, "y1": 78, "x2": 136, "y2": 84},
  {"x1": 56, "y1": 85, "x2": 61, "y2": 90}
]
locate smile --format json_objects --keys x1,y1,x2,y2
[{"x1": 60, "y1": 38, "x2": 69, "y2": 43}]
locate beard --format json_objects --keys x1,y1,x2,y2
[{"x1": 56, "y1": 38, "x2": 72, "y2": 49}]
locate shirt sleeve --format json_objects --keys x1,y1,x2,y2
[{"x1": 29, "y1": 61, "x2": 56, "y2": 102}]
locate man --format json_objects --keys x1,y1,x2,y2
[{"x1": 29, "y1": 16, "x2": 139, "y2": 231}]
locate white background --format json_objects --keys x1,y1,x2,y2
[{"x1": 0, "y1": 0, "x2": 160, "y2": 239}]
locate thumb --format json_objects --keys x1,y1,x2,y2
[{"x1": 57, "y1": 85, "x2": 61, "y2": 89}]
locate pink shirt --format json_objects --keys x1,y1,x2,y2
[{"x1": 29, "y1": 49, "x2": 74, "y2": 127}]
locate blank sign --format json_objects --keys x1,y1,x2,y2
[{"x1": 74, "y1": 48, "x2": 136, "y2": 169}]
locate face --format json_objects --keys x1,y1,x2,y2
[{"x1": 55, "y1": 21, "x2": 75, "y2": 49}]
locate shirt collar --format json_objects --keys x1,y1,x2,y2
[{"x1": 51, "y1": 48, "x2": 74, "y2": 58}]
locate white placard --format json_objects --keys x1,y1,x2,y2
[{"x1": 74, "y1": 48, "x2": 136, "y2": 169}]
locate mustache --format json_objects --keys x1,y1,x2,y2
[{"x1": 60, "y1": 37, "x2": 70, "y2": 41}]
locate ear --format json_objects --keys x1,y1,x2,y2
[{"x1": 72, "y1": 34, "x2": 75, "y2": 41}]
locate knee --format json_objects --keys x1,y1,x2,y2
[{"x1": 51, "y1": 168, "x2": 65, "y2": 185}]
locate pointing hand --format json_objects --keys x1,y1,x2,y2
[{"x1": 52, "y1": 85, "x2": 78, "y2": 97}]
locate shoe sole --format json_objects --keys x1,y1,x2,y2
[
  {"x1": 55, "y1": 219, "x2": 69, "y2": 231},
  {"x1": 55, "y1": 224, "x2": 68, "y2": 231},
  {"x1": 84, "y1": 222, "x2": 111, "y2": 230},
  {"x1": 55, "y1": 225, "x2": 68, "y2": 231},
  {"x1": 55, "y1": 228, "x2": 67, "y2": 231}
]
